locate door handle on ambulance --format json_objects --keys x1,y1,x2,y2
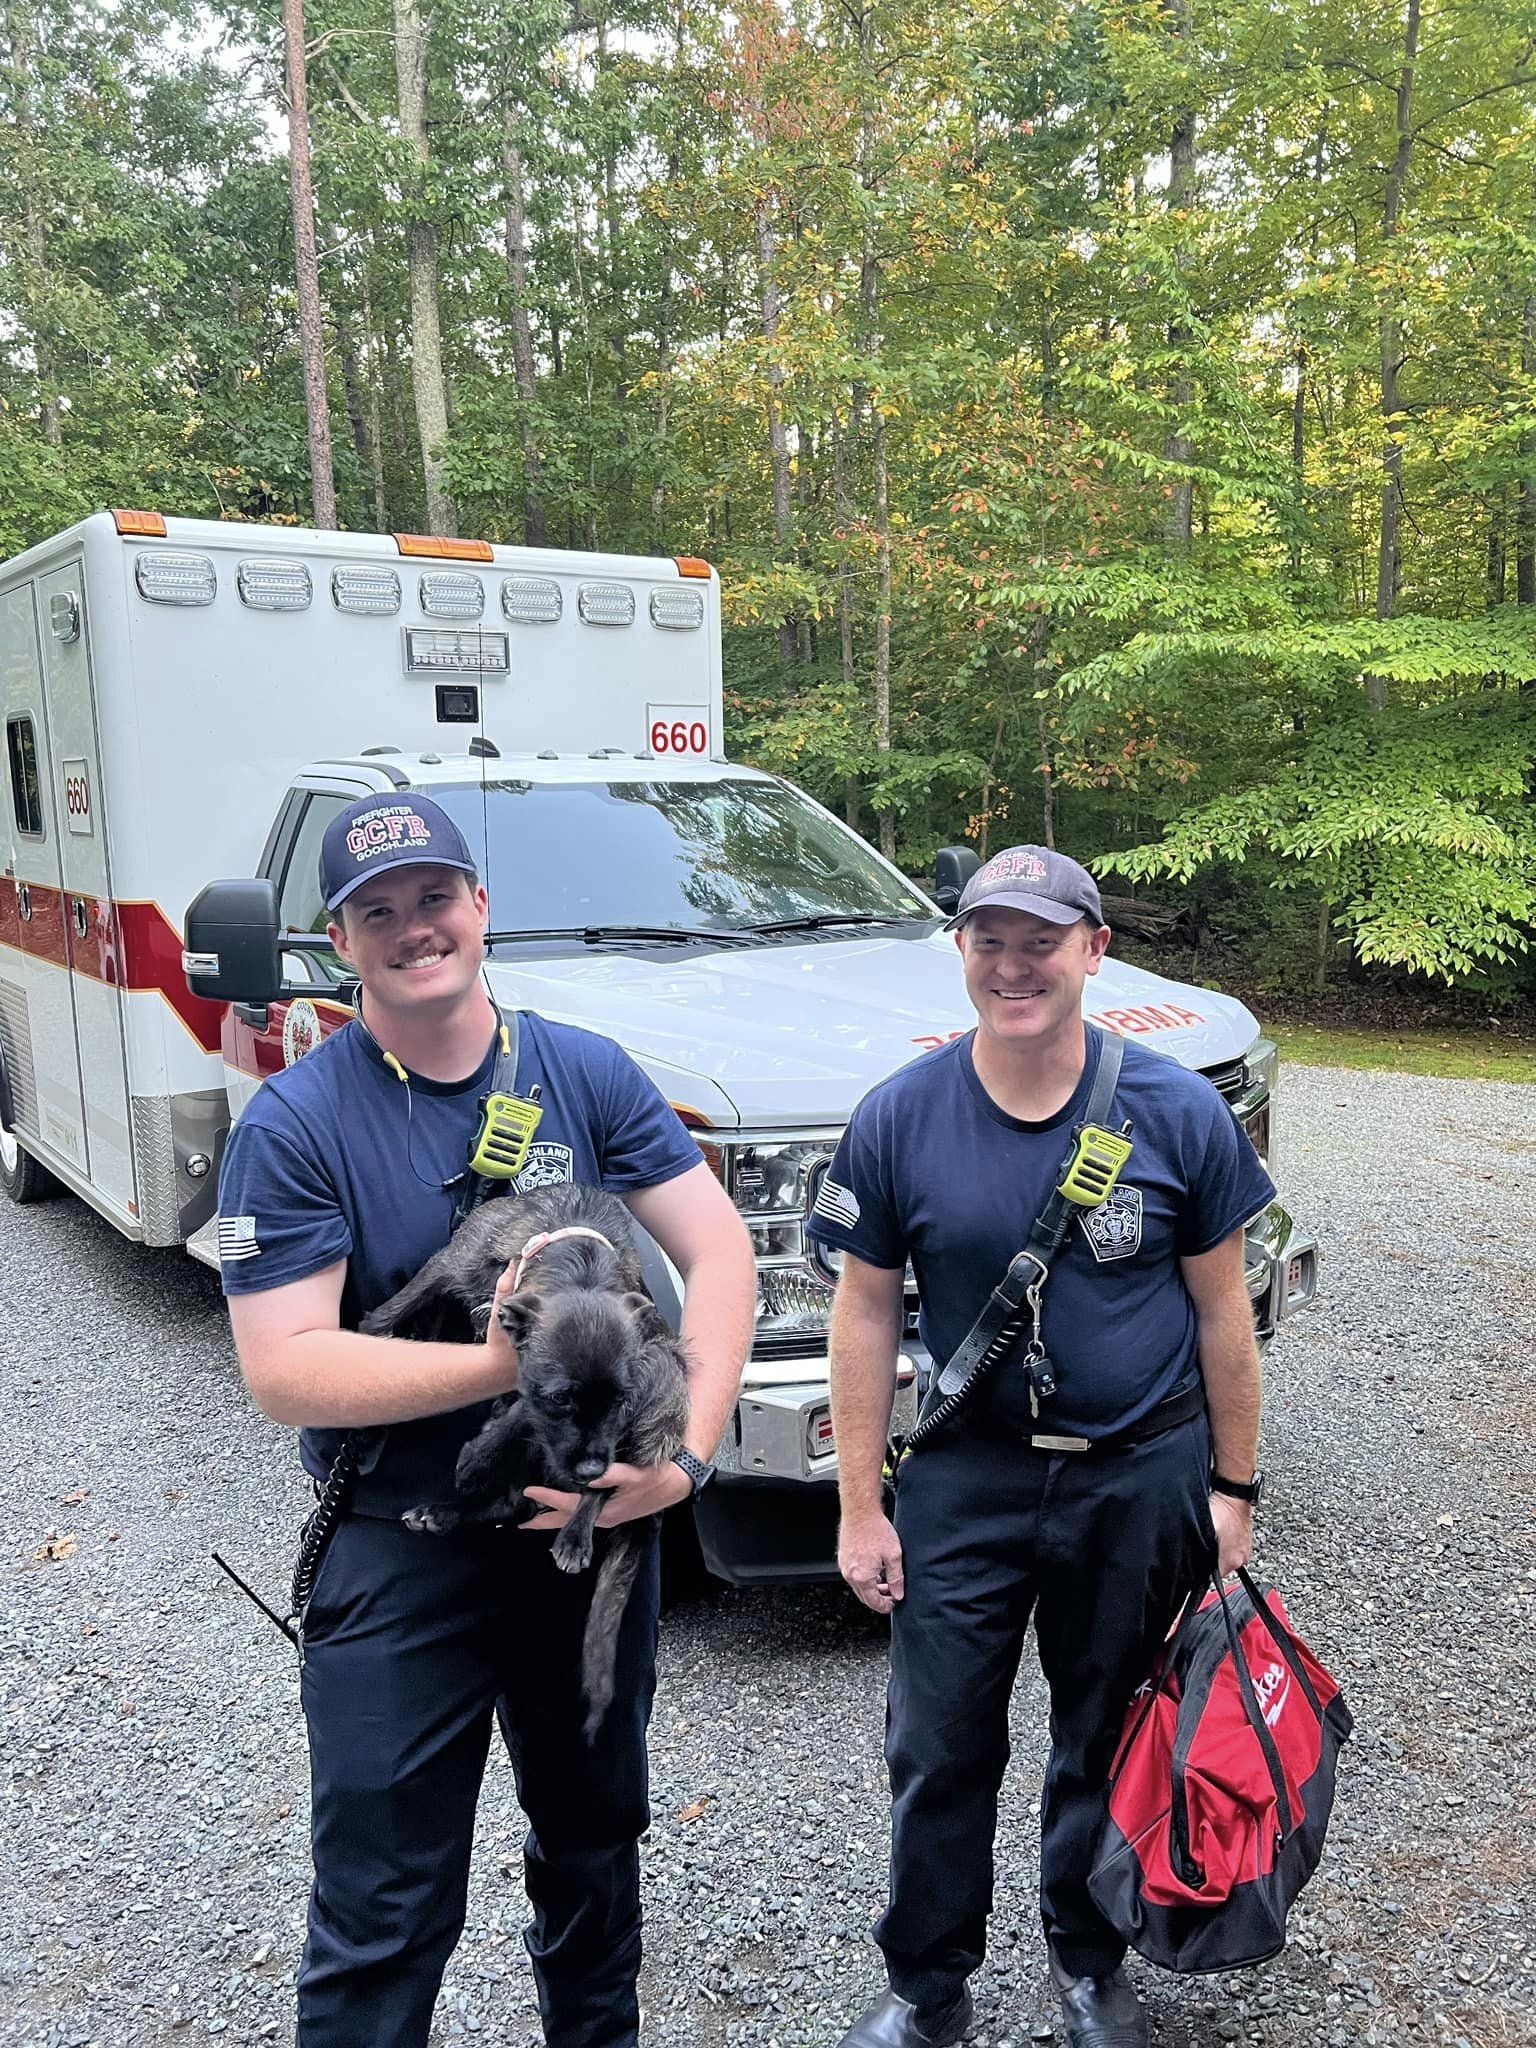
[
  {"x1": 233, "y1": 1001, "x2": 270, "y2": 1031},
  {"x1": 17, "y1": 883, "x2": 31, "y2": 921}
]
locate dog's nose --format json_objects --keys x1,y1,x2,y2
[{"x1": 574, "y1": 1458, "x2": 607, "y2": 1485}]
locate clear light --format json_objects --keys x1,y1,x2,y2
[
  {"x1": 746, "y1": 1217, "x2": 806, "y2": 1263},
  {"x1": 332, "y1": 567, "x2": 402, "y2": 615},
  {"x1": 502, "y1": 575, "x2": 562, "y2": 625},
  {"x1": 755, "y1": 1264, "x2": 837, "y2": 1331},
  {"x1": 577, "y1": 581, "x2": 636, "y2": 626},
  {"x1": 649, "y1": 586, "x2": 705, "y2": 631},
  {"x1": 134, "y1": 551, "x2": 216, "y2": 606},
  {"x1": 238, "y1": 558, "x2": 312, "y2": 610},
  {"x1": 419, "y1": 572, "x2": 485, "y2": 620}
]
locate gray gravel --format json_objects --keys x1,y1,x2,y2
[{"x1": 3, "y1": 1063, "x2": 1534, "y2": 2048}]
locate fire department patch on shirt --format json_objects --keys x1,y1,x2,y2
[
  {"x1": 217, "y1": 1214, "x2": 261, "y2": 1263},
  {"x1": 1079, "y1": 1185, "x2": 1143, "y2": 1263},
  {"x1": 514, "y1": 1142, "x2": 575, "y2": 1193}
]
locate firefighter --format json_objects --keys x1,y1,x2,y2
[
  {"x1": 807, "y1": 847, "x2": 1274, "y2": 2048},
  {"x1": 217, "y1": 792, "x2": 756, "y2": 2048}
]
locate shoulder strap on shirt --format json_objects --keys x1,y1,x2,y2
[{"x1": 931, "y1": 1026, "x2": 1124, "y2": 1402}]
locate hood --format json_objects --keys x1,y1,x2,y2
[{"x1": 485, "y1": 931, "x2": 1260, "y2": 1128}]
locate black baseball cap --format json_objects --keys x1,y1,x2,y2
[
  {"x1": 945, "y1": 844, "x2": 1104, "y2": 930},
  {"x1": 320, "y1": 794, "x2": 479, "y2": 912}
]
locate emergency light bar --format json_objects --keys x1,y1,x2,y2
[
  {"x1": 332, "y1": 566, "x2": 401, "y2": 614},
  {"x1": 578, "y1": 582, "x2": 636, "y2": 627},
  {"x1": 649, "y1": 587, "x2": 705, "y2": 631},
  {"x1": 419, "y1": 572, "x2": 485, "y2": 620},
  {"x1": 134, "y1": 551, "x2": 217, "y2": 606},
  {"x1": 238, "y1": 559, "x2": 312, "y2": 611},
  {"x1": 501, "y1": 576, "x2": 563, "y2": 625}
]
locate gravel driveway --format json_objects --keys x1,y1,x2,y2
[{"x1": 3, "y1": 1065, "x2": 1534, "y2": 2048}]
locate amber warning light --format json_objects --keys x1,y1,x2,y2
[
  {"x1": 394, "y1": 533, "x2": 495, "y2": 563},
  {"x1": 113, "y1": 509, "x2": 168, "y2": 537}
]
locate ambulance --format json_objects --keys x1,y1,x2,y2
[{"x1": 0, "y1": 512, "x2": 1316, "y2": 1583}]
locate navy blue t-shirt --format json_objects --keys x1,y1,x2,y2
[
  {"x1": 218, "y1": 1013, "x2": 702, "y2": 1511},
  {"x1": 806, "y1": 1032, "x2": 1277, "y2": 1440}
]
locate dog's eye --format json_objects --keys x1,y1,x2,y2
[{"x1": 542, "y1": 1387, "x2": 575, "y2": 1411}]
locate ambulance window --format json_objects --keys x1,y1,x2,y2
[
  {"x1": 6, "y1": 717, "x2": 43, "y2": 837},
  {"x1": 279, "y1": 795, "x2": 353, "y2": 941}
]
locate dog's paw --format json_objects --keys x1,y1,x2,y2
[
  {"x1": 552, "y1": 1531, "x2": 595, "y2": 1574},
  {"x1": 403, "y1": 1504, "x2": 458, "y2": 1535}
]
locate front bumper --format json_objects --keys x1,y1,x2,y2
[{"x1": 696, "y1": 1199, "x2": 1318, "y2": 1586}]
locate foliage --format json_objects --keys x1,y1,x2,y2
[{"x1": 1, "y1": 0, "x2": 1534, "y2": 987}]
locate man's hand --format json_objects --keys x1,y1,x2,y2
[
  {"x1": 839, "y1": 1509, "x2": 905, "y2": 1612},
  {"x1": 482, "y1": 1256, "x2": 522, "y2": 1385},
  {"x1": 1209, "y1": 1493, "x2": 1253, "y2": 1578},
  {"x1": 522, "y1": 1460, "x2": 692, "y2": 1531}
]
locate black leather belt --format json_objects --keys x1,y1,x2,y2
[{"x1": 1015, "y1": 1380, "x2": 1206, "y2": 1456}]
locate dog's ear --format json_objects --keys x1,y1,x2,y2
[
  {"x1": 621, "y1": 1290, "x2": 669, "y2": 1340},
  {"x1": 498, "y1": 1290, "x2": 545, "y2": 1350}
]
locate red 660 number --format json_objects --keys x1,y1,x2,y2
[
  {"x1": 65, "y1": 775, "x2": 90, "y2": 817},
  {"x1": 647, "y1": 706, "x2": 709, "y2": 757}
]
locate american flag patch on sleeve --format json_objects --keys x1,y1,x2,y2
[
  {"x1": 812, "y1": 1177, "x2": 861, "y2": 1231},
  {"x1": 216, "y1": 1214, "x2": 261, "y2": 1263}
]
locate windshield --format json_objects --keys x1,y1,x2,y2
[{"x1": 429, "y1": 778, "x2": 934, "y2": 935}]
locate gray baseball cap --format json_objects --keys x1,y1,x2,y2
[{"x1": 945, "y1": 845, "x2": 1104, "y2": 930}]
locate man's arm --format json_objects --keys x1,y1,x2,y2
[
  {"x1": 1181, "y1": 1227, "x2": 1262, "y2": 1576},
  {"x1": 228, "y1": 1260, "x2": 522, "y2": 1427},
  {"x1": 829, "y1": 1251, "x2": 907, "y2": 1611},
  {"x1": 522, "y1": 1158, "x2": 756, "y2": 1530}
]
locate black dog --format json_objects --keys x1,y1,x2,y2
[{"x1": 359, "y1": 1185, "x2": 691, "y2": 1736}]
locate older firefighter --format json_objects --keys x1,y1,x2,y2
[{"x1": 808, "y1": 847, "x2": 1273, "y2": 2048}]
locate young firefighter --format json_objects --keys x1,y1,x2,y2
[
  {"x1": 808, "y1": 848, "x2": 1275, "y2": 2048},
  {"x1": 217, "y1": 793, "x2": 756, "y2": 2048}
]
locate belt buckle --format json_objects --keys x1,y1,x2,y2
[{"x1": 1030, "y1": 1431, "x2": 1090, "y2": 1454}]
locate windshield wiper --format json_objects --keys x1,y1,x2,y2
[
  {"x1": 745, "y1": 912, "x2": 923, "y2": 935},
  {"x1": 485, "y1": 924, "x2": 767, "y2": 947}
]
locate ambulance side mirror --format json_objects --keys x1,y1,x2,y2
[
  {"x1": 933, "y1": 845, "x2": 980, "y2": 915},
  {"x1": 183, "y1": 879, "x2": 283, "y2": 1003}
]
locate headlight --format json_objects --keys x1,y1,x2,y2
[
  {"x1": 1236, "y1": 1038, "x2": 1278, "y2": 1173},
  {"x1": 696, "y1": 1133, "x2": 842, "y2": 1349}
]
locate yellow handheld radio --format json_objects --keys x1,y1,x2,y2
[
  {"x1": 467, "y1": 1024, "x2": 543, "y2": 1180},
  {"x1": 1057, "y1": 1123, "x2": 1135, "y2": 1207}
]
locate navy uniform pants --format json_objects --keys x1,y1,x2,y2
[
  {"x1": 878, "y1": 1411, "x2": 1215, "y2": 2014},
  {"x1": 295, "y1": 1513, "x2": 660, "y2": 2048}
]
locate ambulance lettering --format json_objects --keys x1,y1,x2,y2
[{"x1": 1089, "y1": 1004, "x2": 1205, "y2": 1036}]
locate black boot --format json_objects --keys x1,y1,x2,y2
[
  {"x1": 833, "y1": 1985, "x2": 973, "y2": 2047},
  {"x1": 1048, "y1": 1955, "x2": 1148, "y2": 2048}
]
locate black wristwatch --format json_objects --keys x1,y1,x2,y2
[
  {"x1": 1210, "y1": 1468, "x2": 1264, "y2": 1506},
  {"x1": 671, "y1": 1448, "x2": 715, "y2": 1497}
]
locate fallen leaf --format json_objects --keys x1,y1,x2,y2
[
  {"x1": 676, "y1": 1797, "x2": 714, "y2": 1826},
  {"x1": 35, "y1": 1533, "x2": 78, "y2": 1562},
  {"x1": 60, "y1": 1489, "x2": 88, "y2": 1507}
]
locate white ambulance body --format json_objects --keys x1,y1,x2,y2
[{"x1": 0, "y1": 512, "x2": 1315, "y2": 1584}]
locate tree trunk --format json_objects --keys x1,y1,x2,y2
[
  {"x1": 1162, "y1": 0, "x2": 1196, "y2": 552},
  {"x1": 6, "y1": 2, "x2": 60, "y2": 447},
  {"x1": 1487, "y1": 491, "x2": 1507, "y2": 609},
  {"x1": 392, "y1": 0, "x2": 458, "y2": 533},
  {"x1": 1370, "y1": 0, "x2": 1420, "y2": 705},
  {"x1": 857, "y1": 3, "x2": 893, "y2": 858},
  {"x1": 650, "y1": 0, "x2": 685, "y2": 553},
  {"x1": 283, "y1": 0, "x2": 336, "y2": 527},
  {"x1": 1037, "y1": 699, "x2": 1056, "y2": 850},
  {"x1": 360, "y1": 265, "x2": 388, "y2": 530},
  {"x1": 753, "y1": 193, "x2": 797, "y2": 664},
  {"x1": 502, "y1": 93, "x2": 547, "y2": 547}
]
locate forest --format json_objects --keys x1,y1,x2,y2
[{"x1": 3, "y1": 0, "x2": 1534, "y2": 999}]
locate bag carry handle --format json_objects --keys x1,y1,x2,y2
[
  {"x1": 1168, "y1": 1574, "x2": 1321, "y2": 1885},
  {"x1": 1234, "y1": 1567, "x2": 1327, "y2": 1721}
]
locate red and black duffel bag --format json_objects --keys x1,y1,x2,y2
[{"x1": 1088, "y1": 1568, "x2": 1353, "y2": 1973}]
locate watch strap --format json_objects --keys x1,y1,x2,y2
[
  {"x1": 1210, "y1": 1468, "x2": 1263, "y2": 1505},
  {"x1": 672, "y1": 1448, "x2": 714, "y2": 1497}
]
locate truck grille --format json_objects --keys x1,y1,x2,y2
[{"x1": 1201, "y1": 1056, "x2": 1248, "y2": 1101}]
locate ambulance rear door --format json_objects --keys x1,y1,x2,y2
[
  {"x1": 0, "y1": 578, "x2": 90, "y2": 1182},
  {"x1": 35, "y1": 561, "x2": 135, "y2": 1218}
]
